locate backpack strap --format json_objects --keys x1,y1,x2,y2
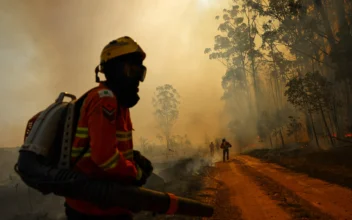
[
  {"x1": 69, "y1": 87, "x2": 99, "y2": 168},
  {"x1": 70, "y1": 85, "x2": 116, "y2": 168}
]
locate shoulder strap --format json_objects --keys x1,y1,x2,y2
[
  {"x1": 71, "y1": 85, "x2": 115, "y2": 167},
  {"x1": 70, "y1": 87, "x2": 98, "y2": 168}
]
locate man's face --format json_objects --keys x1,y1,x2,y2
[
  {"x1": 123, "y1": 61, "x2": 147, "y2": 83},
  {"x1": 106, "y1": 55, "x2": 146, "y2": 108},
  {"x1": 119, "y1": 53, "x2": 146, "y2": 82}
]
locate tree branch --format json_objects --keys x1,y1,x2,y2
[{"x1": 275, "y1": 42, "x2": 336, "y2": 69}]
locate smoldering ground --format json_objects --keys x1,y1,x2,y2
[{"x1": 0, "y1": 147, "x2": 215, "y2": 220}]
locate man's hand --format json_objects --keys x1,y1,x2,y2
[
  {"x1": 133, "y1": 150, "x2": 153, "y2": 177},
  {"x1": 133, "y1": 150, "x2": 153, "y2": 186}
]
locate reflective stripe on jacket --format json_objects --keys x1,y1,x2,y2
[{"x1": 65, "y1": 83, "x2": 141, "y2": 216}]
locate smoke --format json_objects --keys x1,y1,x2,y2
[{"x1": 0, "y1": 0, "x2": 229, "y2": 147}]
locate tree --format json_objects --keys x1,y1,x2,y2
[
  {"x1": 273, "y1": 108, "x2": 292, "y2": 148},
  {"x1": 206, "y1": 0, "x2": 352, "y2": 150},
  {"x1": 205, "y1": 1, "x2": 265, "y2": 139},
  {"x1": 257, "y1": 111, "x2": 274, "y2": 147},
  {"x1": 305, "y1": 71, "x2": 335, "y2": 146},
  {"x1": 286, "y1": 116, "x2": 303, "y2": 142},
  {"x1": 285, "y1": 71, "x2": 335, "y2": 147},
  {"x1": 285, "y1": 74, "x2": 319, "y2": 148},
  {"x1": 152, "y1": 84, "x2": 180, "y2": 151}
]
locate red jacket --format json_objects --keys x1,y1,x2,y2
[{"x1": 65, "y1": 83, "x2": 142, "y2": 216}]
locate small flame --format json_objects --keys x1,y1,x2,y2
[{"x1": 345, "y1": 133, "x2": 352, "y2": 138}]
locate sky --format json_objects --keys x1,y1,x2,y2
[{"x1": 0, "y1": 0, "x2": 230, "y2": 148}]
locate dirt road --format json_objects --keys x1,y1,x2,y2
[{"x1": 208, "y1": 155, "x2": 352, "y2": 220}]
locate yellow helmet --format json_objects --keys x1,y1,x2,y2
[
  {"x1": 99, "y1": 36, "x2": 146, "y2": 65},
  {"x1": 95, "y1": 36, "x2": 146, "y2": 82}
]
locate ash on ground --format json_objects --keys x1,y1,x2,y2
[{"x1": 135, "y1": 156, "x2": 216, "y2": 220}]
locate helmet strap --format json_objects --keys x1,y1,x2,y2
[{"x1": 95, "y1": 65, "x2": 100, "y2": 82}]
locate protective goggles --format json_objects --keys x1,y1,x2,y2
[{"x1": 125, "y1": 63, "x2": 147, "y2": 82}]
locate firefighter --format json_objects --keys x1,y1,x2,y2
[
  {"x1": 65, "y1": 36, "x2": 153, "y2": 220},
  {"x1": 220, "y1": 138, "x2": 232, "y2": 162},
  {"x1": 209, "y1": 142, "x2": 215, "y2": 157}
]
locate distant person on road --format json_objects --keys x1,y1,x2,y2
[
  {"x1": 220, "y1": 138, "x2": 232, "y2": 162},
  {"x1": 209, "y1": 142, "x2": 215, "y2": 157}
]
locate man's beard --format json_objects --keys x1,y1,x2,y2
[
  {"x1": 117, "y1": 89, "x2": 140, "y2": 108},
  {"x1": 106, "y1": 78, "x2": 140, "y2": 108}
]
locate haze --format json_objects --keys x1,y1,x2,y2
[{"x1": 0, "y1": 0, "x2": 230, "y2": 148}]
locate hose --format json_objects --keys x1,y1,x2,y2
[{"x1": 15, "y1": 151, "x2": 213, "y2": 217}]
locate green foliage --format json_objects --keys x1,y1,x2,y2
[{"x1": 285, "y1": 71, "x2": 333, "y2": 113}]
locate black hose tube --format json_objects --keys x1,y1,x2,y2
[{"x1": 16, "y1": 151, "x2": 214, "y2": 217}]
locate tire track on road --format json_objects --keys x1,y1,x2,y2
[
  {"x1": 233, "y1": 158, "x2": 332, "y2": 220},
  {"x1": 235, "y1": 156, "x2": 352, "y2": 220},
  {"x1": 210, "y1": 161, "x2": 291, "y2": 220}
]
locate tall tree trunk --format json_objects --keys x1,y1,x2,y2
[
  {"x1": 314, "y1": 0, "x2": 337, "y2": 50},
  {"x1": 269, "y1": 42, "x2": 283, "y2": 110},
  {"x1": 346, "y1": 1, "x2": 352, "y2": 26},
  {"x1": 305, "y1": 111, "x2": 314, "y2": 140},
  {"x1": 269, "y1": 135, "x2": 273, "y2": 148},
  {"x1": 327, "y1": 109, "x2": 337, "y2": 137},
  {"x1": 270, "y1": 78, "x2": 279, "y2": 108},
  {"x1": 246, "y1": 9, "x2": 259, "y2": 113},
  {"x1": 279, "y1": 128, "x2": 285, "y2": 148},
  {"x1": 246, "y1": 8, "x2": 262, "y2": 139},
  {"x1": 331, "y1": 94, "x2": 342, "y2": 138},
  {"x1": 309, "y1": 111, "x2": 320, "y2": 149},
  {"x1": 345, "y1": 80, "x2": 352, "y2": 132},
  {"x1": 315, "y1": 0, "x2": 352, "y2": 83},
  {"x1": 241, "y1": 53, "x2": 253, "y2": 114},
  {"x1": 333, "y1": 0, "x2": 350, "y2": 38},
  {"x1": 165, "y1": 130, "x2": 171, "y2": 159},
  {"x1": 319, "y1": 105, "x2": 335, "y2": 146}
]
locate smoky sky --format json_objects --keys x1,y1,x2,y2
[{"x1": 0, "y1": 0, "x2": 231, "y2": 147}]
